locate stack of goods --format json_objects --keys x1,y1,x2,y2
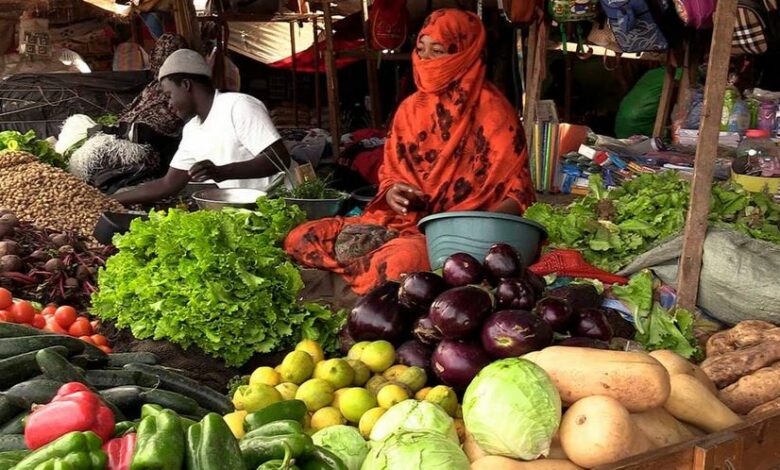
[
  {"x1": 271, "y1": 104, "x2": 318, "y2": 129},
  {"x1": 0, "y1": 131, "x2": 66, "y2": 169},
  {"x1": 0, "y1": 212, "x2": 114, "y2": 309},
  {"x1": 0, "y1": 152, "x2": 125, "y2": 238}
]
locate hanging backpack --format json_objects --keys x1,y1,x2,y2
[
  {"x1": 672, "y1": 0, "x2": 716, "y2": 28},
  {"x1": 368, "y1": 0, "x2": 409, "y2": 51},
  {"x1": 548, "y1": 0, "x2": 600, "y2": 54},
  {"x1": 732, "y1": 0, "x2": 780, "y2": 55},
  {"x1": 499, "y1": 0, "x2": 544, "y2": 23},
  {"x1": 600, "y1": 0, "x2": 670, "y2": 52}
]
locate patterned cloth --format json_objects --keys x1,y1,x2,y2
[
  {"x1": 285, "y1": 9, "x2": 536, "y2": 294},
  {"x1": 118, "y1": 34, "x2": 187, "y2": 138}
]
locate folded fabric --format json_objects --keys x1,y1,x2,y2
[{"x1": 530, "y1": 249, "x2": 629, "y2": 285}]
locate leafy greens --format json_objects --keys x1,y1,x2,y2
[
  {"x1": 0, "y1": 130, "x2": 66, "y2": 168},
  {"x1": 91, "y1": 198, "x2": 345, "y2": 366}
]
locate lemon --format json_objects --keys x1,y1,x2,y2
[
  {"x1": 275, "y1": 382, "x2": 299, "y2": 401},
  {"x1": 279, "y1": 351, "x2": 315, "y2": 385},
  {"x1": 396, "y1": 366, "x2": 427, "y2": 392},
  {"x1": 296, "y1": 339, "x2": 325, "y2": 364},
  {"x1": 358, "y1": 407, "x2": 386, "y2": 438},
  {"x1": 365, "y1": 375, "x2": 388, "y2": 396},
  {"x1": 338, "y1": 387, "x2": 377, "y2": 423},
  {"x1": 415, "y1": 386, "x2": 432, "y2": 401},
  {"x1": 310, "y1": 406, "x2": 346, "y2": 432},
  {"x1": 331, "y1": 388, "x2": 349, "y2": 409},
  {"x1": 348, "y1": 359, "x2": 371, "y2": 386},
  {"x1": 382, "y1": 364, "x2": 409, "y2": 381},
  {"x1": 376, "y1": 383, "x2": 410, "y2": 409},
  {"x1": 223, "y1": 410, "x2": 247, "y2": 439},
  {"x1": 347, "y1": 341, "x2": 371, "y2": 360},
  {"x1": 250, "y1": 367, "x2": 281, "y2": 387},
  {"x1": 314, "y1": 358, "x2": 355, "y2": 389},
  {"x1": 296, "y1": 378, "x2": 335, "y2": 412},
  {"x1": 232, "y1": 384, "x2": 282, "y2": 413},
  {"x1": 360, "y1": 341, "x2": 395, "y2": 373},
  {"x1": 424, "y1": 385, "x2": 458, "y2": 417}
]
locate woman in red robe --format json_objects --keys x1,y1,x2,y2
[{"x1": 285, "y1": 9, "x2": 536, "y2": 294}]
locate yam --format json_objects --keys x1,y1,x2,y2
[
  {"x1": 706, "y1": 321, "x2": 779, "y2": 357},
  {"x1": 665, "y1": 374, "x2": 742, "y2": 432},
  {"x1": 700, "y1": 342, "x2": 780, "y2": 389},
  {"x1": 748, "y1": 396, "x2": 780, "y2": 417},
  {"x1": 559, "y1": 395, "x2": 654, "y2": 468},
  {"x1": 649, "y1": 350, "x2": 717, "y2": 394},
  {"x1": 470, "y1": 456, "x2": 583, "y2": 470},
  {"x1": 524, "y1": 347, "x2": 670, "y2": 412},
  {"x1": 630, "y1": 407, "x2": 695, "y2": 448},
  {"x1": 719, "y1": 362, "x2": 780, "y2": 415}
]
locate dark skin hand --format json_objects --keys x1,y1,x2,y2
[
  {"x1": 113, "y1": 168, "x2": 190, "y2": 206},
  {"x1": 386, "y1": 182, "x2": 426, "y2": 215},
  {"x1": 188, "y1": 139, "x2": 291, "y2": 183}
]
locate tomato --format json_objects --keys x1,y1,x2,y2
[
  {"x1": 54, "y1": 306, "x2": 78, "y2": 329},
  {"x1": 91, "y1": 334, "x2": 109, "y2": 347},
  {"x1": 44, "y1": 317, "x2": 67, "y2": 334},
  {"x1": 10, "y1": 301, "x2": 35, "y2": 324},
  {"x1": 98, "y1": 345, "x2": 113, "y2": 354},
  {"x1": 0, "y1": 311, "x2": 8, "y2": 322},
  {"x1": 32, "y1": 314, "x2": 46, "y2": 329},
  {"x1": 68, "y1": 317, "x2": 92, "y2": 337},
  {"x1": 0, "y1": 289, "x2": 12, "y2": 310},
  {"x1": 41, "y1": 305, "x2": 57, "y2": 316},
  {"x1": 79, "y1": 335, "x2": 95, "y2": 345}
]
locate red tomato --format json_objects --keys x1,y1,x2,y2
[
  {"x1": 54, "y1": 306, "x2": 78, "y2": 329},
  {"x1": 68, "y1": 317, "x2": 92, "y2": 337},
  {"x1": 91, "y1": 334, "x2": 109, "y2": 347},
  {"x1": 31, "y1": 314, "x2": 46, "y2": 329},
  {"x1": 10, "y1": 301, "x2": 35, "y2": 324},
  {"x1": 0, "y1": 289, "x2": 12, "y2": 310},
  {"x1": 79, "y1": 335, "x2": 95, "y2": 345},
  {"x1": 41, "y1": 305, "x2": 57, "y2": 316},
  {"x1": 0, "y1": 311, "x2": 8, "y2": 322},
  {"x1": 44, "y1": 317, "x2": 67, "y2": 334},
  {"x1": 98, "y1": 345, "x2": 112, "y2": 354}
]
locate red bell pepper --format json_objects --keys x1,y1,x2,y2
[
  {"x1": 102, "y1": 432, "x2": 136, "y2": 470},
  {"x1": 24, "y1": 382, "x2": 115, "y2": 450}
]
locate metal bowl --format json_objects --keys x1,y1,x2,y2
[
  {"x1": 283, "y1": 195, "x2": 346, "y2": 220},
  {"x1": 193, "y1": 188, "x2": 266, "y2": 211}
]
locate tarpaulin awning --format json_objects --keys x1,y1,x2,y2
[{"x1": 81, "y1": 0, "x2": 166, "y2": 17}]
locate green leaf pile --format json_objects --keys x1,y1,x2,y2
[
  {"x1": 525, "y1": 172, "x2": 780, "y2": 272},
  {"x1": 91, "y1": 198, "x2": 345, "y2": 366},
  {"x1": 0, "y1": 130, "x2": 67, "y2": 168}
]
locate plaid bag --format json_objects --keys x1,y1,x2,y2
[{"x1": 732, "y1": 0, "x2": 780, "y2": 55}]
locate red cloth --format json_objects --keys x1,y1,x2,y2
[{"x1": 530, "y1": 249, "x2": 629, "y2": 285}]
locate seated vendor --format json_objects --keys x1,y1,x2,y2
[
  {"x1": 284, "y1": 9, "x2": 536, "y2": 295},
  {"x1": 114, "y1": 49, "x2": 291, "y2": 206}
]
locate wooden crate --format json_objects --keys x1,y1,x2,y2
[{"x1": 598, "y1": 410, "x2": 780, "y2": 470}]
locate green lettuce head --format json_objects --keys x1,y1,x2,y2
[
  {"x1": 312, "y1": 425, "x2": 368, "y2": 470},
  {"x1": 462, "y1": 358, "x2": 561, "y2": 460},
  {"x1": 360, "y1": 431, "x2": 469, "y2": 470},
  {"x1": 369, "y1": 399, "x2": 457, "y2": 443}
]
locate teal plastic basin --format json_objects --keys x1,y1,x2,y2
[{"x1": 418, "y1": 211, "x2": 548, "y2": 270}]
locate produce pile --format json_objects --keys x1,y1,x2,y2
[
  {"x1": 0, "y1": 131, "x2": 66, "y2": 169},
  {"x1": 91, "y1": 199, "x2": 345, "y2": 367},
  {"x1": 342, "y1": 244, "x2": 639, "y2": 391},
  {"x1": 525, "y1": 172, "x2": 780, "y2": 272},
  {"x1": 0, "y1": 152, "x2": 125, "y2": 238},
  {"x1": 0, "y1": 214, "x2": 114, "y2": 310},
  {"x1": 701, "y1": 321, "x2": 780, "y2": 416}
]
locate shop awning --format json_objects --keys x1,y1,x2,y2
[{"x1": 81, "y1": 0, "x2": 166, "y2": 17}]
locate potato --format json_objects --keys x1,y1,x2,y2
[
  {"x1": 560, "y1": 395, "x2": 654, "y2": 468},
  {"x1": 524, "y1": 347, "x2": 670, "y2": 412},
  {"x1": 706, "y1": 321, "x2": 779, "y2": 357},
  {"x1": 720, "y1": 362, "x2": 780, "y2": 415},
  {"x1": 471, "y1": 456, "x2": 583, "y2": 470},
  {"x1": 666, "y1": 374, "x2": 742, "y2": 432},
  {"x1": 649, "y1": 350, "x2": 717, "y2": 393},
  {"x1": 631, "y1": 407, "x2": 695, "y2": 448},
  {"x1": 700, "y1": 342, "x2": 780, "y2": 389},
  {"x1": 748, "y1": 396, "x2": 780, "y2": 417}
]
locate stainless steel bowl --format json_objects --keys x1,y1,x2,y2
[
  {"x1": 283, "y1": 195, "x2": 346, "y2": 220},
  {"x1": 193, "y1": 188, "x2": 267, "y2": 211}
]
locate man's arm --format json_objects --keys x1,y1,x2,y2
[
  {"x1": 189, "y1": 139, "x2": 292, "y2": 183},
  {"x1": 113, "y1": 168, "x2": 191, "y2": 206}
]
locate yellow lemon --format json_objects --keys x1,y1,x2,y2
[
  {"x1": 275, "y1": 382, "x2": 299, "y2": 401},
  {"x1": 310, "y1": 406, "x2": 346, "y2": 432},
  {"x1": 396, "y1": 366, "x2": 427, "y2": 392},
  {"x1": 231, "y1": 384, "x2": 282, "y2": 413},
  {"x1": 250, "y1": 367, "x2": 281, "y2": 387},
  {"x1": 415, "y1": 387, "x2": 432, "y2": 401},
  {"x1": 347, "y1": 341, "x2": 371, "y2": 360},
  {"x1": 331, "y1": 388, "x2": 349, "y2": 409},
  {"x1": 376, "y1": 383, "x2": 410, "y2": 409},
  {"x1": 313, "y1": 358, "x2": 355, "y2": 389},
  {"x1": 296, "y1": 339, "x2": 325, "y2": 364},
  {"x1": 223, "y1": 410, "x2": 247, "y2": 439},
  {"x1": 348, "y1": 359, "x2": 371, "y2": 386},
  {"x1": 360, "y1": 341, "x2": 395, "y2": 373},
  {"x1": 358, "y1": 407, "x2": 386, "y2": 438},
  {"x1": 365, "y1": 375, "x2": 388, "y2": 396},
  {"x1": 278, "y1": 350, "x2": 315, "y2": 385},
  {"x1": 296, "y1": 378, "x2": 335, "y2": 412},
  {"x1": 424, "y1": 385, "x2": 458, "y2": 417},
  {"x1": 382, "y1": 364, "x2": 408, "y2": 381},
  {"x1": 338, "y1": 387, "x2": 377, "y2": 423}
]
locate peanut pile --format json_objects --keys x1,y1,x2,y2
[{"x1": 0, "y1": 151, "x2": 125, "y2": 238}]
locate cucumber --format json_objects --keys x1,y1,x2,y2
[
  {"x1": 0, "y1": 336, "x2": 85, "y2": 359},
  {"x1": 35, "y1": 348, "x2": 90, "y2": 387},
  {"x1": 0, "y1": 323, "x2": 46, "y2": 339},
  {"x1": 99, "y1": 386, "x2": 143, "y2": 414},
  {"x1": 4, "y1": 379, "x2": 62, "y2": 408},
  {"x1": 0, "y1": 435, "x2": 26, "y2": 452},
  {"x1": 107, "y1": 353, "x2": 159, "y2": 367},
  {"x1": 123, "y1": 364, "x2": 233, "y2": 413},
  {"x1": 0, "y1": 346, "x2": 67, "y2": 389},
  {"x1": 69, "y1": 353, "x2": 109, "y2": 370},
  {"x1": 137, "y1": 388, "x2": 198, "y2": 416},
  {"x1": 0, "y1": 397, "x2": 20, "y2": 426},
  {"x1": 0, "y1": 413, "x2": 26, "y2": 435},
  {"x1": 85, "y1": 370, "x2": 159, "y2": 389}
]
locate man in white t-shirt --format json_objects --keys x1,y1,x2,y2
[{"x1": 114, "y1": 49, "x2": 291, "y2": 205}]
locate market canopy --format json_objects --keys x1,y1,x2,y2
[{"x1": 81, "y1": 0, "x2": 167, "y2": 16}]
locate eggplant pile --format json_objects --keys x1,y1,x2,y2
[{"x1": 345, "y1": 243, "x2": 637, "y2": 392}]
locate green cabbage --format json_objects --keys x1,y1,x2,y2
[
  {"x1": 312, "y1": 425, "x2": 368, "y2": 470},
  {"x1": 369, "y1": 400, "x2": 457, "y2": 443},
  {"x1": 463, "y1": 358, "x2": 561, "y2": 460},
  {"x1": 360, "y1": 431, "x2": 469, "y2": 470}
]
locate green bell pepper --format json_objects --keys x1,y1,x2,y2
[
  {"x1": 244, "y1": 400, "x2": 307, "y2": 432},
  {"x1": 13, "y1": 432, "x2": 106, "y2": 470},
  {"x1": 298, "y1": 447, "x2": 347, "y2": 470},
  {"x1": 130, "y1": 409, "x2": 185, "y2": 470},
  {"x1": 141, "y1": 404, "x2": 196, "y2": 429},
  {"x1": 256, "y1": 461, "x2": 299, "y2": 470},
  {"x1": 112, "y1": 421, "x2": 137, "y2": 437},
  {"x1": 239, "y1": 432, "x2": 313, "y2": 469},
  {"x1": 185, "y1": 413, "x2": 245, "y2": 470},
  {"x1": 242, "y1": 420, "x2": 304, "y2": 440}
]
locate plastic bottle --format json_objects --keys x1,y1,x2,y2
[
  {"x1": 737, "y1": 129, "x2": 780, "y2": 177},
  {"x1": 721, "y1": 87, "x2": 739, "y2": 131},
  {"x1": 758, "y1": 101, "x2": 778, "y2": 132},
  {"x1": 728, "y1": 100, "x2": 750, "y2": 134}
]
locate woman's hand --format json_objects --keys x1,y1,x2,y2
[{"x1": 386, "y1": 183, "x2": 425, "y2": 215}]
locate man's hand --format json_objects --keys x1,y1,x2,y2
[
  {"x1": 386, "y1": 182, "x2": 425, "y2": 215},
  {"x1": 189, "y1": 160, "x2": 227, "y2": 183}
]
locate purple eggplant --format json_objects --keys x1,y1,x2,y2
[
  {"x1": 398, "y1": 272, "x2": 447, "y2": 313},
  {"x1": 533, "y1": 297, "x2": 574, "y2": 333},
  {"x1": 412, "y1": 316, "x2": 444, "y2": 346},
  {"x1": 574, "y1": 308, "x2": 614, "y2": 341},
  {"x1": 525, "y1": 270, "x2": 547, "y2": 296},
  {"x1": 397, "y1": 340, "x2": 434, "y2": 374},
  {"x1": 442, "y1": 253, "x2": 483, "y2": 287},
  {"x1": 431, "y1": 339, "x2": 491, "y2": 391},
  {"x1": 429, "y1": 286, "x2": 493, "y2": 339},
  {"x1": 348, "y1": 281, "x2": 406, "y2": 342},
  {"x1": 558, "y1": 337, "x2": 610, "y2": 349},
  {"x1": 483, "y1": 243, "x2": 524, "y2": 286},
  {"x1": 338, "y1": 326, "x2": 357, "y2": 355},
  {"x1": 480, "y1": 310, "x2": 553, "y2": 358},
  {"x1": 495, "y1": 278, "x2": 536, "y2": 310}
]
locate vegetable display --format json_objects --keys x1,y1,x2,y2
[
  {"x1": 91, "y1": 200, "x2": 345, "y2": 367},
  {"x1": 0, "y1": 130, "x2": 66, "y2": 169},
  {"x1": 361, "y1": 431, "x2": 470, "y2": 470}
]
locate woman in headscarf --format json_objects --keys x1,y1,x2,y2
[{"x1": 285, "y1": 9, "x2": 535, "y2": 294}]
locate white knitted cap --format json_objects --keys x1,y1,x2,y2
[{"x1": 157, "y1": 49, "x2": 212, "y2": 80}]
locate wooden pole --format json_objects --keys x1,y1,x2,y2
[
  {"x1": 312, "y1": 18, "x2": 322, "y2": 129},
  {"x1": 524, "y1": 20, "x2": 547, "y2": 139},
  {"x1": 362, "y1": 0, "x2": 382, "y2": 127},
  {"x1": 321, "y1": 0, "x2": 341, "y2": 159},
  {"x1": 289, "y1": 21, "x2": 299, "y2": 127},
  {"x1": 675, "y1": 0, "x2": 738, "y2": 310},
  {"x1": 653, "y1": 51, "x2": 677, "y2": 138}
]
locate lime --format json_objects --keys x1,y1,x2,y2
[
  {"x1": 348, "y1": 359, "x2": 371, "y2": 386},
  {"x1": 424, "y1": 385, "x2": 458, "y2": 417},
  {"x1": 347, "y1": 341, "x2": 371, "y2": 360},
  {"x1": 415, "y1": 386, "x2": 432, "y2": 401},
  {"x1": 376, "y1": 383, "x2": 410, "y2": 409},
  {"x1": 279, "y1": 351, "x2": 315, "y2": 385},
  {"x1": 275, "y1": 382, "x2": 299, "y2": 401},
  {"x1": 310, "y1": 406, "x2": 346, "y2": 432},
  {"x1": 250, "y1": 367, "x2": 281, "y2": 387},
  {"x1": 296, "y1": 339, "x2": 325, "y2": 364},
  {"x1": 382, "y1": 364, "x2": 409, "y2": 381},
  {"x1": 223, "y1": 410, "x2": 247, "y2": 439},
  {"x1": 365, "y1": 375, "x2": 388, "y2": 396},
  {"x1": 338, "y1": 387, "x2": 377, "y2": 423},
  {"x1": 314, "y1": 358, "x2": 355, "y2": 389},
  {"x1": 360, "y1": 341, "x2": 396, "y2": 373},
  {"x1": 232, "y1": 384, "x2": 282, "y2": 413},
  {"x1": 397, "y1": 366, "x2": 427, "y2": 392},
  {"x1": 358, "y1": 407, "x2": 386, "y2": 438},
  {"x1": 296, "y1": 378, "x2": 335, "y2": 412}
]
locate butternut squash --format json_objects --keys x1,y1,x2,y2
[
  {"x1": 664, "y1": 373, "x2": 742, "y2": 432},
  {"x1": 630, "y1": 407, "x2": 695, "y2": 448},
  {"x1": 649, "y1": 350, "x2": 718, "y2": 394},
  {"x1": 559, "y1": 395, "x2": 654, "y2": 468},
  {"x1": 470, "y1": 456, "x2": 583, "y2": 470},
  {"x1": 524, "y1": 347, "x2": 670, "y2": 412}
]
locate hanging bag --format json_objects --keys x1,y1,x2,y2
[
  {"x1": 600, "y1": 0, "x2": 670, "y2": 52},
  {"x1": 368, "y1": 0, "x2": 409, "y2": 51},
  {"x1": 732, "y1": 0, "x2": 780, "y2": 55},
  {"x1": 548, "y1": 0, "x2": 600, "y2": 54},
  {"x1": 673, "y1": 0, "x2": 716, "y2": 28},
  {"x1": 499, "y1": 0, "x2": 544, "y2": 23}
]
